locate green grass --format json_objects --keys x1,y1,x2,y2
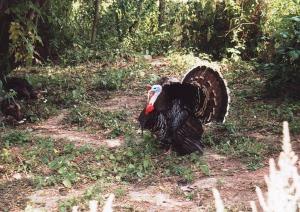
[
  {"x1": 0, "y1": 130, "x2": 209, "y2": 190},
  {"x1": 1, "y1": 130, "x2": 32, "y2": 147},
  {"x1": 64, "y1": 103, "x2": 133, "y2": 138}
]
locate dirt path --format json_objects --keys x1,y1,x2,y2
[
  {"x1": 24, "y1": 149, "x2": 269, "y2": 211},
  {"x1": 28, "y1": 109, "x2": 123, "y2": 148},
  {"x1": 113, "y1": 150, "x2": 269, "y2": 211},
  {"x1": 11, "y1": 122, "x2": 299, "y2": 211}
]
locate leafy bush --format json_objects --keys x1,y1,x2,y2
[
  {"x1": 263, "y1": 16, "x2": 300, "y2": 98},
  {"x1": 259, "y1": 0, "x2": 300, "y2": 98},
  {"x1": 95, "y1": 69, "x2": 127, "y2": 91}
]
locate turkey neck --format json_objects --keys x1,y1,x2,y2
[{"x1": 149, "y1": 92, "x2": 160, "y2": 105}]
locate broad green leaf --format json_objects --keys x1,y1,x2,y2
[{"x1": 62, "y1": 179, "x2": 72, "y2": 188}]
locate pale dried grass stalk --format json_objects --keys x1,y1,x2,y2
[
  {"x1": 250, "y1": 201, "x2": 258, "y2": 212},
  {"x1": 102, "y1": 194, "x2": 115, "y2": 212},
  {"x1": 89, "y1": 200, "x2": 98, "y2": 212},
  {"x1": 72, "y1": 205, "x2": 79, "y2": 212},
  {"x1": 213, "y1": 121, "x2": 300, "y2": 212},
  {"x1": 212, "y1": 188, "x2": 224, "y2": 212},
  {"x1": 71, "y1": 193, "x2": 114, "y2": 212},
  {"x1": 255, "y1": 121, "x2": 300, "y2": 212}
]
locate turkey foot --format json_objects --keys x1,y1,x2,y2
[{"x1": 164, "y1": 146, "x2": 172, "y2": 155}]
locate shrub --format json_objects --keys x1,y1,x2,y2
[{"x1": 259, "y1": 0, "x2": 300, "y2": 98}]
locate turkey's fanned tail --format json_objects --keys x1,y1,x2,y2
[{"x1": 182, "y1": 64, "x2": 230, "y2": 124}]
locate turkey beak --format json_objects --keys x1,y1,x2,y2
[{"x1": 146, "y1": 84, "x2": 152, "y2": 90}]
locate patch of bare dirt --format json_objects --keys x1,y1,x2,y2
[
  {"x1": 126, "y1": 187, "x2": 197, "y2": 211},
  {"x1": 112, "y1": 150, "x2": 269, "y2": 211},
  {"x1": 28, "y1": 185, "x2": 91, "y2": 211},
  {"x1": 185, "y1": 150, "x2": 268, "y2": 208},
  {"x1": 0, "y1": 179, "x2": 38, "y2": 212},
  {"x1": 149, "y1": 56, "x2": 170, "y2": 68},
  {"x1": 29, "y1": 110, "x2": 123, "y2": 148},
  {"x1": 98, "y1": 95, "x2": 144, "y2": 113},
  {"x1": 27, "y1": 94, "x2": 146, "y2": 147}
]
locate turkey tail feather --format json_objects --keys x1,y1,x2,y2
[{"x1": 182, "y1": 62, "x2": 230, "y2": 124}]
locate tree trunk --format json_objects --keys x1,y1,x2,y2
[
  {"x1": 158, "y1": 0, "x2": 165, "y2": 29},
  {"x1": 91, "y1": 0, "x2": 100, "y2": 43}
]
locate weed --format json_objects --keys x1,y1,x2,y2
[
  {"x1": 1, "y1": 130, "x2": 32, "y2": 147},
  {"x1": 167, "y1": 52, "x2": 198, "y2": 76},
  {"x1": 94, "y1": 69, "x2": 127, "y2": 91},
  {"x1": 114, "y1": 187, "x2": 127, "y2": 198},
  {"x1": 185, "y1": 191, "x2": 197, "y2": 200},
  {"x1": 216, "y1": 178, "x2": 225, "y2": 188},
  {"x1": 58, "y1": 197, "x2": 78, "y2": 212},
  {"x1": 93, "y1": 62, "x2": 150, "y2": 91},
  {"x1": 213, "y1": 135, "x2": 266, "y2": 170},
  {"x1": 58, "y1": 182, "x2": 107, "y2": 211},
  {"x1": 65, "y1": 104, "x2": 133, "y2": 138},
  {"x1": 170, "y1": 165, "x2": 195, "y2": 183}
]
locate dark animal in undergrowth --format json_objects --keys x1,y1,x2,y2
[
  {"x1": 0, "y1": 98, "x2": 22, "y2": 121},
  {"x1": 138, "y1": 64, "x2": 230, "y2": 155},
  {"x1": 1, "y1": 77, "x2": 40, "y2": 99}
]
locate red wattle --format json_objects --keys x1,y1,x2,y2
[{"x1": 145, "y1": 104, "x2": 154, "y2": 115}]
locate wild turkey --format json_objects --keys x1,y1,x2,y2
[
  {"x1": 138, "y1": 64, "x2": 230, "y2": 155},
  {"x1": 1, "y1": 77, "x2": 39, "y2": 99}
]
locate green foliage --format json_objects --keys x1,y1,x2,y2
[
  {"x1": 93, "y1": 62, "x2": 151, "y2": 90},
  {"x1": 2, "y1": 0, "x2": 298, "y2": 70},
  {"x1": 58, "y1": 183, "x2": 105, "y2": 211},
  {"x1": 25, "y1": 138, "x2": 82, "y2": 188},
  {"x1": 95, "y1": 69, "x2": 127, "y2": 90},
  {"x1": 0, "y1": 129, "x2": 211, "y2": 191},
  {"x1": 259, "y1": 1, "x2": 300, "y2": 98},
  {"x1": 65, "y1": 104, "x2": 132, "y2": 138},
  {"x1": 26, "y1": 70, "x2": 88, "y2": 107},
  {"x1": 203, "y1": 121, "x2": 268, "y2": 171},
  {"x1": 0, "y1": 81, "x2": 4, "y2": 97},
  {"x1": 263, "y1": 16, "x2": 300, "y2": 97},
  {"x1": 1, "y1": 131, "x2": 31, "y2": 147},
  {"x1": 3, "y1": 0, "x2": 269, "y2": 67},
  {"x1": 6, "y1": 1, "x2": 43, "y2": 68}
]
